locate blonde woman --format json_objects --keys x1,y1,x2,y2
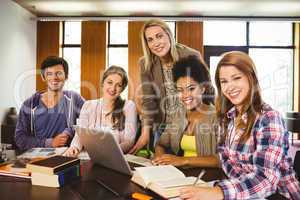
[
  {"x1": 65, "y1": 66, "x2": 137, "y2": 157},
  {"x1": 129, "y1": 19, "x2": 205, "y2": 154}
]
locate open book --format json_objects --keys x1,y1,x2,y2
[
  {"x1": 17, "y1": 147, "x2": 68, "y2": 159},
  {"x1": 131, "y1": 165, "x2": 206, "y2": 199}
]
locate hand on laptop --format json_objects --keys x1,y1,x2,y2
[{"x1": 63, "y1": 146, "x2": 80, "y2": 157}]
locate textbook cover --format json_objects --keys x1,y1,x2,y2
[{"x1": 26, "y1": 155, "x2": 80, "y2": 175}]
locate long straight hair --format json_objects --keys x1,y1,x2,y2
[
  {"x1": 101, "y1": 66, "x2": 128, "y2": 131},
  {"x1": 215, "y1": 51, "x2": 264, "y2": 143},
  {"x1": 140, "y1": 19, "x2": 178, "y2": 72}
]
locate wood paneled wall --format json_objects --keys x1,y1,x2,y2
[
  {"x1": 128, "y1": 22, "x2": 144, "y2": 109},
  {"x1": 36, "y1": 21, "x2": 60, "y2": 91},
  {"x1": 35, "y1": 20, "x2": 206, "y2": 104},
  {"x1": 81, "y1": 21, "x2": 107, "y2": 100},
  {"x1": 176, "y1": 21, "x2": 204, "y2": 56}
]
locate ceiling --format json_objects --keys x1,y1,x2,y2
[{"x1": 13, "y1": 0, "x2": 300, "y2": 20}]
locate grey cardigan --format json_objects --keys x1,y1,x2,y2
[
  {"x1": 157, "y1": 104, "x2": 219, "y2": 157},
  {"x1": 139, "y1": 43, "x2": 201, "y2": 128}
]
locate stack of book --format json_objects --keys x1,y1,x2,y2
[{"x1": 26, "y1": 155, "x2": 80, "y2": 187}]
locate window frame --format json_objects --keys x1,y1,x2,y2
[
  {"x1": 107, "y1": 21, "x2": 129, "y2": 65},
  {"x1": 204, "y1": 21, "x2": 295, "y2": 109},
  {"x1": 62, "y1": 21, "x2": 81, "y2": 53},
  {"x1": 204, "y1": 22, "x2": 295, "y2": 62},
  {"x1": 61, "y1": 21, "x2": 82, "y2": 94}
]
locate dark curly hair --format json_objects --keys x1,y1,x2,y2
[{"x1": 172, "y1": 55, "x2": 215, "y2": 105}]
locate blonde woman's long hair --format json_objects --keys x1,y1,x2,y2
[
  {"x1": 215, "y1": 51, "x2": 263, "y2": 143},
  {"x1": 140, "y1": 19, "x2": 179, "y2": 72}
]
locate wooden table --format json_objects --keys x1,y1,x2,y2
[{"x1": 0, "y1": 161, "x2": 287, "y2": 200}]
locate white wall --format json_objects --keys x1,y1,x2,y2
[{"x1": 0, "y1": 0, "x2": 36, "y2": 126}]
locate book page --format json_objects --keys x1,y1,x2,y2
[
  {"x1": 155, "y1": 176, "x2": 206, "y2": 188},
  {"x1": 77, "y1": 151, "x2": 90, "y2": 160},
  {"x1": 124, "y1": 154, "x2": 153, "y2": 167},
  {"x1": 135, "y1": 165, "x2": 185, "y2": 186},
  {"x1": 18, "y1": 147, "x2": 67, "y2": 159},
  {"x1": 149, "y1": 178, "x2": 207, "y2": 199}
]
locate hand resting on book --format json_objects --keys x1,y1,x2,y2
[
  {"x1": 179, "y1": 186, "x2": 224, "y2": 200},
  {"x1": 63, "y1": 146, "x2": 80, "y2": 157}
]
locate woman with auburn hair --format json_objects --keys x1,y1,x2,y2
[
  {"x1": 64, "y1": 66, "x2": 137, "y2": 157},
  {"x1": 180, "y1": 51, "x2": 300, "y2": 200},
  {"x1": 129, "y1": 19, "x2": 206, "y2": 154}
]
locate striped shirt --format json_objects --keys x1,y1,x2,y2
[{"x1": 217, "y1": 104, "x2": 300, "y2": 200}]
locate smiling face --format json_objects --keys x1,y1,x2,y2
[
  {"x1": 102, "y1": 73, "x2": 124, "y2": 101},
  {"x1": 176, "y1": 76, "x2": 205, "y2": 111},
  {"x1": 43, "y1": 64, "x2": 66, "y2": 92},
  {"x1": 145, "y1": 25, "x2": 171, "y2": 59},
  {"x1": 219, "y1": 65, "x2": 250, "y2": 111}
]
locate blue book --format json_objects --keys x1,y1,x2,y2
[{"x1": 31, "y1": 164, "x2": 80, "y2": 187}]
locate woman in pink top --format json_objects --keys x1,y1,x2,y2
[{"x1": 65, "y1": 66, "x2": 137, "y2": 157}]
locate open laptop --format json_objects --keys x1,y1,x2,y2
[{"x1": 75, "y1": 126, "x2": 133, "y2": 176}]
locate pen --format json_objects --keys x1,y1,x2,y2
[
  {"x1": 95, "y1": 179, "x2": 120, "y2": 196},
  {"x1": 132, "y1": 192, "x2": 153, "y2": 200},
  {"x1": 193, "y1": 169, "x2": 206, "y2": 186}
]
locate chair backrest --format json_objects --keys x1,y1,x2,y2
[
  {"x1": 294, "y1": 151, "x2": 300, "y2": 181},
  {"x1": 286, "y1": 111, "x2": 300, "y2": 119},
  {"x1": 284, "y1": 118, "x2": 300, "y2": 132}
]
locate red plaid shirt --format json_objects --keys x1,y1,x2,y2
[{"x1": 217, "y1": 104, "x2": 300, "y2": 200}]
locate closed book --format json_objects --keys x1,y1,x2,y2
[
  {"x1": 27, "y1": 155, "x2": 80, "y2": 175},
  {"x1": 31, "y1": 164, "x2": 80, "y2": 187},
  {"x1": 131, "y1": 165, "x2": 206, "y2": 199}
]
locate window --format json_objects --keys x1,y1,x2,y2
[
  {"x1": 166, "y1": 21, "x2": 176, "y2": 38},
  {"x1": 204, "y1": 21, "x2": 294, "y2": 113},
  {"x1": 62, "y1": 21, "x2": 81, "y2": 94},
  {"x1": 108, "y1": 20, "x2": 129, "y2": 99},
  {"x1": 204, "y1": 21, "x2": 246, "y2": 46},
  {"x1": 249, "y1": 22, "x2": 293, "y2": 46}
]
